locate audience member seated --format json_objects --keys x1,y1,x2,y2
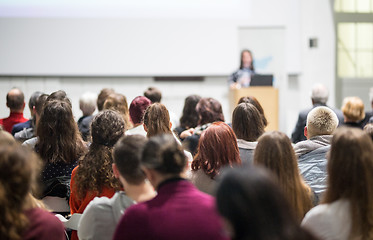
[
  {"x1": 364, "y1": 123, "x2": 373, "y2": 141},
  {"x1": 113, "y1": 134, "x2": 228, "y2": 240},
  {"x1": 103, "y1": 92, "x2": 132, "y2": 130},
  {"x1": 15, "y1": 94, "x2": 48, "y2": 142},
  {"x1": 0, "y1": 88, "x2": 28, "y2": 133},
  {"x1": 341, "y1": 96, "x2": 365, "y2": 129},
  {"x1": 0, "y1": 128, "x2": 16, "y2": 144},
  {"x1": 11, "y1": 91, "x2": 42, "y2": 136},
  {"x1": 78, "y1": 135, "x2": 155, "y2": 240},
  {"x1": 180, "y1": 97, "x2": 225, "y2": 155},
  {"x1": 232, "y1": 103, "x2": 265, "y2": 165},
  {"x1": 302, "y1": 128, "x2": 373, "y2": 240},
  {"x1": 70, "y1": 110, "x2": 125, "y2": 240},
  {"x1": 0, "y1": 141, "x2": 65, "y2": 240},
  {"x1": 97, "y1": 88, "x2": 115, "y2": 112},
  {"x1": 144, "y1": 86, "x2": 179, "y2": 129},
  {"x1": 126, "y1": 96, "x2": 152, "y2": 137},
  {"x1": 238, "y1": 96, "x2": 268, "y2": 127},
  {"x1": 216, "y1": 167, "x2": 317, "y2": 240},
  {"x1": 292, "y1": 84, "x2": 343, "y2": 143},
  {"x1": 35, "y1": 100, "x2": 87, "y2": 204},
  {"x1": 254, "y1": 131, "x2": 314, "y2": 222},
  {"x1": 189, "y1": 122, "x2": 241, "y2": 195},
  {"x1": 293, "y1": 107, "x2": 339, "y2": 201},
  {"x1": 77, "y1": 92, "x2": 97, "y2": 141},
  {"x1": 174, "y1": 94, "x2": 201, "y2": 138}
]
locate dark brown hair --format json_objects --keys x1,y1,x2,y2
[
  {"x1": 196, "y1": 98, "x2": 225, "y2": 126},
  {"x1": 192, "y1": 122, "x2": 241, "y2": 179},
  {"x1": 6, "y1": 88, "x2": 24, "y2": 110},
  {"x1": 36, "y1": 100, "x2": 86, "y2": 164},
  {"x1": 324, "y1": 127, "x2": 373, "y2": 239},
  {"x1": 143, "y1": 103, "x2": 172, "y2": 138},
  {"x1": 238, "y1": 96, "x2": 268, "y2": 127},
  {"x1": 179, "y1": 95, "x2": 201, "y2": 129},
  {"x1": 113, "y1": 135, "x2": 148, "y2": 185},
  {"x1": 239, "y1": 49, "x2": 255, "y2": 71},
  {"x1": 144, "y1": 87, "x2": 162, "y2": 103},
  {"x1": 75, "y1": 110, "x2": 125, "y2": 200},
  {"x1": 253, "y1": 131, "x2": 313, "y2": 222},
  {"x1": 232, "y1": 103, "x2": 265, "y2": 141}
]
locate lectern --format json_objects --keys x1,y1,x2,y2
[{"x1": 229, "y1": 87, "x2": 279, "y2": 131}]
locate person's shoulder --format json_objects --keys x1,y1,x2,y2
[{"x1": 25, "y1": 208, "x2": 65, "y2": 238}]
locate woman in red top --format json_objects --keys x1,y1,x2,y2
[{"x1": 70, "y1": 110, "x2": 126, "y2": 240}]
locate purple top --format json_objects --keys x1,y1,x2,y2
[{"x1": 113, "y1": 179, "x2": 228, "y2": 240}]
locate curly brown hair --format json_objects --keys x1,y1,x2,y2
[{"x1": 75, "y1": 110, "x2": 125, "y2": 200}]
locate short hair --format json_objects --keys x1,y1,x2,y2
[
  {"x1": 97, "y1": 88, "x2": 115, "y2": 111},
  {"x1": 363, "y1": 123, "x2": 373, "y2": 142},
  {"x1": 0, "y1": 130, "x2": 16, "y2": 145},
  {"x1": 6, "y1": 88, "x2": 25, "y2": 110},
  {"x1": 192, "y1": 122, "x2": 241, "y2": 179},
  {"x1": 113, "y1": 135, "x2": 148, "y2": 185},
  {"x1": 143, "y1": 103, "x2": 172, "y2": 137},
  {"x1": 196, "y1": 98, "x2": 225, "y2": 126},
  {"x1": 142, "y1": 134, "x2": 187, "y2": 175},
  {"x1": 238, "y1": 96, "x2": 268, "y2": 127},
  {"x1": 129, "y1": 96, "x2": 152, "y2": 125},
  {"x1": 144, "y1": 87, "x2": 162, "y2": 103},
  {"x1": 306, "y1": 106, "x2": 339, "y2": 138},
  {"x1": 79, "y1": 92, "x2": 97, "y2": 116},
  {"x1": 28, "y1": 91, "x2": 43, "y2": 111},
  {"x1": 342, "y1": 96, "x2": 365, "y2": 122},
  {"x1": 311, "y1": 83, "x2": 329, "y2": 104},
  {"x1": 34, "y1": 94, "x2": 49, "y2": 116},
  {"x1": 232, "y1": 103, "x2": 265, "y2": 141}
]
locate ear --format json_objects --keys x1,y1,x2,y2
[
  {"x1": 304, "y1": 126, "x2": 308, "y2": 138},
  {"x1": 22, "y1": 102, "x2": 26, "y2": 110},
  {"x1": 143, "y1": 123, "x2": 148, "y2": 132},
  {"x1": 112, "y1": 163, "x2": 120, "y2": 179},
  {"x1": 142, "y1": 168, "x2": 156, "y2": 187},
  {"x1": 169, "y1": 121, "x2": 172, "y2": 130}
]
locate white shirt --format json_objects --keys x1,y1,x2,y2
[
  {"x1": 301, "y1": 199, "x2": 351, "y2": 240},
  {"x1": 78, "y1": 192, "x2": 135, "y2": 240},
  {"x1": 125, "y1": 125, "x2": 147, "y2": 137}
]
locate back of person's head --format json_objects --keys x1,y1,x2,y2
[
  {"x1": 75, "y1": 110, "x2": 125, "y2": 199},
  {"x1": 79, "y1": 92, "x2": 97, "y2": 116},
  {"x1": 28, "y1": 91, "x2": 43, "y2": 113},
  {"x1": 129, "y1": 96, "x2": 152, "y2": 125},
  {"x1": 179, "y1": 94, "x2": 202, "y2": 129},
  {"x1": 306, "y1": 106, "x2": 339, "y2": 138},
  {"x1": 142, "y1": 134, "x2": 186, "y2": 175},
  {"x1": 216, "y1": 167, "x2": 316, "y2": 240},
  {"x1": 254, "y1": 131, "x2": 312, "y2": 221},
  {"x1": 36, "y1": 100, "x2": 85, "y2": 164},
  {"x1": 144, "y1": 87, "x2": 162, "y2": 103},
  {"x1": 196, "y1": 97, "x2": 225, "y2": 126},
  {"x1": 238, "y1": 96, "x2": 267, "y2": 127},
  {"x1": 143, "y1": 103, "x2": 172, "y2": 137},
  {"x1": 0, "y1": 130, "x2": 16, "y2": 145},
  {"x1": 97, "y1": 88, "x2": 115, "y2": 111},
  {"x1": 0, "y1": 143, "x2": 41, "y2": 240},
  {"x1": 232, "y1": 103, "x2": 265, "y2": 141},
  {"x1": 103, "y1": 93, "x2": 131, "y2": 130},
  {"x1": 324, "y1": 127, "x2": 373, "y2": 239},
  {"x1": 363, "y1": 123, "x2": 373, "y2": 141},
  {"x1": 34, "y1": 94, "x2": 49, "y2": 117},
  {"x1": 113, "y1": 135, "x2": 148, "y2": 185},
  {"x1": 46, "y1": 90, "x2": 72, "y2": 107},
  {"x1": 192, "y1": 122, "x2": 241, "y2": 179},
  {"x1": 6, "y1": 88, "x2": 25, "y2": 111},
  {"x1": 342, "y1": 96, "x2": 365, "y2": 122},
  {"x1": 311, "y1": 83, "x2": 329, "y2": 104}
]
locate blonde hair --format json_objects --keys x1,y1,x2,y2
[
  {"x1": 342, "y1": 97, "x2": 365, "y2": 122},
  {"x1": 306, "y1": 106, "x2": 339, "y2": 138}
]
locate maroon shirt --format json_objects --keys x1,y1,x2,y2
[
  {"x1": 23, "y1": 208, "x2": 65, "y2": 240},
  {"x1": 113, "y1": 179, "x2": 229, "y2": 240},
  {"x1": 0, "y1": 112, "x2": 28, "y2": 133}
]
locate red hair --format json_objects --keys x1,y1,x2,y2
[{"x1": 191, "y1": 122, "x2": 241, "y2": 179}]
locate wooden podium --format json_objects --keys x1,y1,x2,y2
[{"x1": 229, "y1": 87, "x2": 279, "y2": 131}]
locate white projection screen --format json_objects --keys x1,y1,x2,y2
[{"x1": 0, "y1": 0, "x2": 252, "y2": 76}]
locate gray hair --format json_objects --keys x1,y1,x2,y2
[
  {"x1": 306, "y1": 106, "x2": 339, "y2": 138},
  {"x1": 79, "y1": 92, "x2": 97, "y2": 116},
  {"x1": 311, "y1": 84, "x2": 329, "y2": 104}
]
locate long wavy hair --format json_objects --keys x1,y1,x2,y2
[
  {"x1": 0, "y1": 143, "x2": 42, "y2": 240},
  {"x1": 253, "y1": 131, "x2": 313, "y2": 222},
  {"x1": 36, "y1": 100, "x2": 86, "y2": 164},
  {"x1": 75, "y1": 110, "x2": 125, "y2": 200},
  {"x1": 179, "y1": 95, "x2": 201, "y2": 129},
  {"x1": 103, "y1": 93, "x2": 132, "y2": 130},
  {"x1": 324, "y1": 127, "x2": 373, "y2": 239},
  {"x1": 143, "y1": 103, "x2": 173, "y2": 138},
  {"x1": 192, "y1": 122, "x2": 241, "y2": 179}
]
